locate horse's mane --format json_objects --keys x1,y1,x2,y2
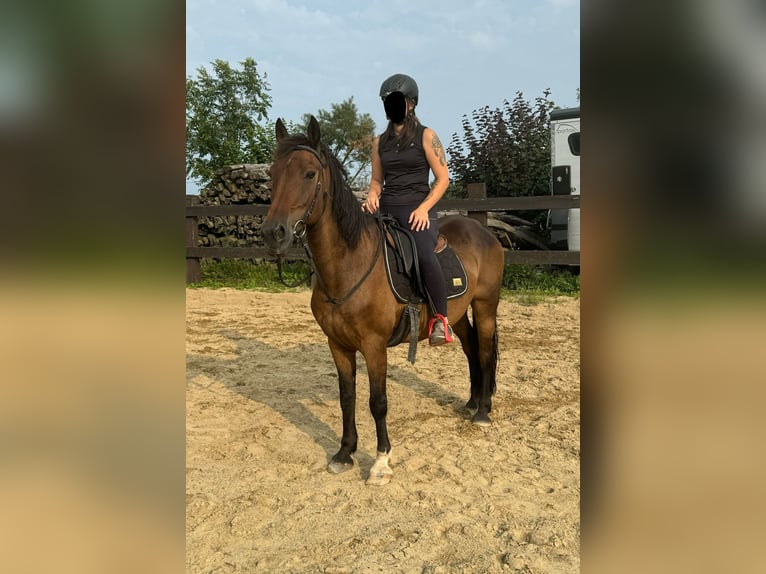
[{"x1": 276, "y1": 134, "x2": 373, "y2": 250}]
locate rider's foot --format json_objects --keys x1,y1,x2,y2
[{"x1": 428, "y1": 314, "x2": 454, "y2": 346}]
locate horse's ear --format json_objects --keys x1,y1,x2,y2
[
  {"x1": 275, "y1": 118, "x2": 288, "y2": 142},
  {"x1": 307, "y1": 115, "x2": 321, "y2": 149}
]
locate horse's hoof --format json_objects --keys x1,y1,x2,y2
[
  {"x1": 471, "y1": 412, "x2": 492, "y2": 427},
  {"x1": 465, "y1": 398, "x2": 478, "y2": 417},
  {"x1": 366, "y1": 471, "x2": 392, "y2": 486},
  {"x1": 366, "y1": 451, "x2": 393, "y2": 486},
  {"x1": 328, "y1": 461, "x2": 354, "y2": 474},
  {"x1": 328, "y1": 454, "x2": 354, "y2": 474}
]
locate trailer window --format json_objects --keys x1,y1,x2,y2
[{"x1": 568, "y1": 133, "x2": 580, "y2": 156}]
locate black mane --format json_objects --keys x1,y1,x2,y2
[{"x1": 276, "y1": 134, "x2": 373, "y2": 249}]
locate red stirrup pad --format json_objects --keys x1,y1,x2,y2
[{"x1": 427, "y1": 314, "x2": 454, "y2": 343}]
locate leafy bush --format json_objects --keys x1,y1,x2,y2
[
  {"x1": 447, "y1": 90, "x2": 555, "y2": 227},
  {"x1": 502, "y1": 264, "x2": 579, "y2": 296},
  {"x1": 447, "y1": 90, "x2": 554, "y2": 199}
]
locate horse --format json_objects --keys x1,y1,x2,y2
[{"x1": 262, "y1": 116, "x2": 505, "y2": 485}]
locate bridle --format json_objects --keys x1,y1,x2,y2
[
  {"x1": 275, "y1": 145, "x2": 382, "y2": 305},
  {"x1": 289, "y1": 145, "x2": 325, "y2": 237}
]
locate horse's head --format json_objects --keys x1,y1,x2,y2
[{"x1": 262, "y1": 116, "x2": 327, "y2": 256}]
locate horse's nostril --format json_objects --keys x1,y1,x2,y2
[{"x1": 274, "y1": 224, "x2": 286, "y2": 241}]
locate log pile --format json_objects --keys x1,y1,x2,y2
[{"x1": 196, "y1": 164, "x2": 271, "y2": 247}]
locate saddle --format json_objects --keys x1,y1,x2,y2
[{"x1": 378, "y1": 215, "x2": 468, "y2": 363}]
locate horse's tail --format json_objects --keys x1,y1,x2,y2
[{"x1": 489, "y1": 320, "x2": 498, "y2": 395}]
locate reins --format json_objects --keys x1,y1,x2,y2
[{"x1": 276, "y1": 145, "x2": 382, "y2": 305}]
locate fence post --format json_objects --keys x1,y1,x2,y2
[
  {"x1": 466, "y1": 182, "x2": 487, "y2": 226},
  {"x1": 186, "y1": 195, "x2": 201, "y2": 284}
]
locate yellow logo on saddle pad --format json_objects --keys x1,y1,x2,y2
[{"x1": 452, "y1": 277, "x2": 463, "y2": 287}]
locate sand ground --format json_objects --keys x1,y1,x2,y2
[{"x1": 186, "y1": 288, "x2": 580, "y2": 573}]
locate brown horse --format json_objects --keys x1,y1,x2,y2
[{"x1": 262, "y1": 116, "x2": 505, "y2": 485}]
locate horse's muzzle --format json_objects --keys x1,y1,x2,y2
[{"x1": 262, "y1": 217, "x2": 293, "y2": 255}]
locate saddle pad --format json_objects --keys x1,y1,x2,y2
[
  {"x1": 384, "y1": 243, "x2": 469, "y2": 304},
  {"x1": 439, "y1": 247, "x2": 469, "y2": 299}
]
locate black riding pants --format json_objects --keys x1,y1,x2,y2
[{"x1": 380, "y1": 202, "x2": 448, "y2": 317}]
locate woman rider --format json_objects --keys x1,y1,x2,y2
[{"x1": 363, "y1": 73, "x2": 454, "y2": 345}]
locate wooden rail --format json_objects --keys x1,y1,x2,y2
[
  {"x1": 186, "y1": 183, "x2": 580, "y2": 283},
  {"x1": 184, "y1": 196, "x2": 581, "y2": 217}
]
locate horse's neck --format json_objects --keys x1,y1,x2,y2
[{"x1": 308, "y1": 211, "x2": 375, "y2": 290}]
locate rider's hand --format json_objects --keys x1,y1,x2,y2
[
  {"x1": 408, "y1": 206, "x2": 430, "y2": 231},
  {"x1": 363, "y1": 192, "x2": 380, "y2": 213}
]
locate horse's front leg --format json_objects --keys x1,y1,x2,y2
[
  {"x1": 327, "y1": 341, "x2": 357, "y2": 474},
  {"x1": 364, "y1": 345, "x2": 392, "y2": 486}
]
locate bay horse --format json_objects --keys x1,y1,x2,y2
[{"x1": 262, "y1": 116, "x2": 504, "y2": 485}]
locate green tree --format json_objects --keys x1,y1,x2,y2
[
  {"x1": 447, "y1": 89, "x2": 554, "y2": 199},
  {"x1": 301, "y1": 98, "x2": 376, "y2": 189},
  {"x1": 186, "y1": 58, "x2": 273, "y2": 183}
]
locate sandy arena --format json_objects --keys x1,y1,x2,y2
[{"x1": 186, "y1": 288, "x2": 579, "y2": 573}]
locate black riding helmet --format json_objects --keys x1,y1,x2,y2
[
  {"x1": 380, "y1": 74, "x2": 419, "y2": 124},
  {"x1": 379, "y1": 73, "x2": 419, "y2": 105}
]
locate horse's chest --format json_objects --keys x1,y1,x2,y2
[{"x1": 311, "y1": 302, "x2": 361, "y2": 343}]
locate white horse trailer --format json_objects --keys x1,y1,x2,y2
[{"x1": 548, "y1": 107, "x2": 580, "y2": 256}]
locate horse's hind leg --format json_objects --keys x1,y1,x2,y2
[
  {"x1": 468, "y1": 299, "x2": 500, "y2": 426},
  {"x1": 452, "y1": 313, "x2": 481, "y2": 415},
  {"x1": 328, "y1": 342, "x2": 358, "y2": 474}
]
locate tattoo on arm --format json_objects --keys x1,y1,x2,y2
[{"x1": 431, "y1": 133, "x2": 446, "y2": 166}]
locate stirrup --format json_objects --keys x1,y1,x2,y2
[{"x1": 428, "y1": 314, "x2": 454, "y2": 346}]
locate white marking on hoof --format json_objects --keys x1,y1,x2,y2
[{"x1": 366, "y1": 450, "x2": 393, "y2": 486}]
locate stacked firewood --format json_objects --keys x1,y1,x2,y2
[{"x1": 196, "y1": 164, "x2": 271, "y2": 247}]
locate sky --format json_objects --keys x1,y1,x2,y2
[{"x1": 186, "y1": 0, "x2": 580, "y2": 193}]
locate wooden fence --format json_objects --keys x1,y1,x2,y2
[{"x1": 186, "y1": 183, "x2": 580, "y2": 283}]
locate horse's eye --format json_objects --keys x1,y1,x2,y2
[{"x1": 305, "y1": 170, "x2": 316, "y2": 180}]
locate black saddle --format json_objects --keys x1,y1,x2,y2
[{"x1": 377, "y1": 215, "x2": 468, "y2": 363}]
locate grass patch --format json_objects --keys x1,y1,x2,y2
[
  {"x1": 501, "y1": 264, "x2": 580, "y2": 303},
  {"x1": 189, "y1": 259, "x2": 580, "y2": 303},
  {"x1": 511, "y1": 292, "x2": 550, "y2": 306},
  {"x1": 189, "y1": 258, "x2": 312, "y2": 291}
]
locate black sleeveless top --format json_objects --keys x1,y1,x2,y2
[{"x1": 378, "y1": 123, "x2": 430, "y2": 206}]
